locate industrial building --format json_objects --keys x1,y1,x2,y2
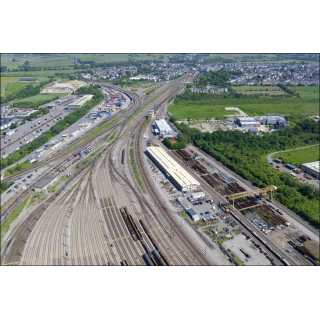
[
  {"x1": 257, "y1": 115, "x2": 287, "y2": 128},
  {"x1": 177, "y1": 197, "x2": 201, "y2": 221},
  {"x1": 152, "y1": 119, "x2": 176, "y2": 138},
  {"x1": 177, "y1": 196, "x2": 218, "y2": 222},
  {"x1": 301, "y1": 161, "x2": 320, "y2": 179},
  {"x1": 146, "y1": 146, "x2": 200, "y2": 192},
  {"x1": 66, "y1": 95, "x2": 93, "y2": 110},
  {"x1": 235, "y1": 117, "x2": 261, "y2": 128}
]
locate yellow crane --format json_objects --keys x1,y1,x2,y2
[{"x1": 226, "y1": 185, "x2": 278, "y2": 206}]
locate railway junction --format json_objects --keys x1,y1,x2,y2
[{"x1": 1, "y1": 74, "x2": 319, "y2": 266}]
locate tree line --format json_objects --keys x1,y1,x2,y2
[
  {"x1": 1, "y1": 86, "x2": 103, "y2": 171},
  {"x1": 174, "y1": 118, "x2": 320, "y2": 228}
]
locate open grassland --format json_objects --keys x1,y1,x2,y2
[
  {"x1": 1, "y1": 53, "x2": 168, "y2": 70},
  {"x1": 233, "y1": 85, "x2": 287, "y2": 96},
  {"x1": 170, "y1": 86, "x2": 319, "y2": 120},
  {"x1": 1, "y1": 69, "x2": 77, "y2": 80},
  {"x1": 13, "y1": 93, "x2": 62, "y2": 108},
  {"x1": 1, "y1": 76, "x2": 30, "y2": 97},
  {"x1": 291, "y1": 85, "x2": 320, "y2": 100},
  {"x1": 275, "y1": 145, "x2": 320, "y2": 165},
  {"x1": 1, "y1": 76, "x2": 49, "y2": 98},
  {"x1": 1, "y1": 54, "x2": 75, "y2": 69},
  {"x1": 1, "y1": 74, "x2": 53, "y2": 99},
  {"x1": 76, "y1": 53, "x2": 166, "y2": 63}
]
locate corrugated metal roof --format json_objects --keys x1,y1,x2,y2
[
  {"x1": 154, "y1": 119, "x2": 173, "y2": 133},
  {"x1": 302, "y1": 161, "x2": 320, "y2": 173},
  {"x1": 147, "y1": 146, "x2": 200, "y2": 191}
]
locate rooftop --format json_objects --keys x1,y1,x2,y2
[
  {"x1": 154, "y1": 119, "x2": 174, "y2": 133},
  {"x1": 146, "y1": 146, "x2": 200, "y2": 191},
  {"x1": 302, "y1": 161, "x2": 320, "y2": 173}
]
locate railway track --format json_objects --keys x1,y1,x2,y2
[
  {"x1": 1, "y1": 87, "x2": 140, "y2": 223},
  {"x1": 106, "y1": 77, "x2": 208, "y2": 265},
  {"x1": 1, "y1": 87, "x2": 139, "y2": 182},
  {"x1": 2, "y1": 167, "x2": 87, "y2": 265},
  {"x1": 2, "y1": 78, "x2": 206, "y2": 266},
  {"x1": 131, "y1": 120, "x2": 209, "y2": 265}
]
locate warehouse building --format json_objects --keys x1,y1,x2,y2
[
  {"x1": 301, "y1": 161, "x2": 320, "y2": 179},
  {"x1": 177, "y1": 197, "x2": 201, "y2": 221},
  {"x1": 66, "y1": 95, "x2": 93, "y2": 110},
  {"x1": 257, "y1": 115, "x2": 287, "y2": 128},
  {"x1": 152, "y1": 119, "x2": 176, "y2": 138},
  {"x1": 146, "y1": 146, "x2": 201, "y2": 192},
  {"x1": 235, "y1": 116, "x2": 261, "y2": 128}
]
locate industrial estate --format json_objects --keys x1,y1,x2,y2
[{"x1": 0, "y1": 53, "x2": 319, "y2": 266}]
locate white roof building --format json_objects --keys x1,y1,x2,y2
[
  {"x1": 67, "y1": 95, "x2": 93, "y2": 108},
  {"x1": 154, "y1": 119, "x2": 176, "y2": 138},
  {"x1": 301, "y1": 161, "x2": 320, "y2": 179},
  {"x1": 146, "y1": 146, "x2": 201, "y2": 192}
]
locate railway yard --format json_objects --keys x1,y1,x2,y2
[
  {"x1": 1, "y1": 74, "x2": 319, "y2": 266},
  {"x1": 1, "y1": 76, "x2": 211, "y2": 266}
]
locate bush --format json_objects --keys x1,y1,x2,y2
[{"x1": 177, "y1": 119, "x2": 320, "y2": 228}]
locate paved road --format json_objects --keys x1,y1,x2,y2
[
  {"x1": 1, "y1": 96, "x2": 78, "y2": 158},
  {"x1": 266, "y1": 144, "x2": 320, "y2": 164}
]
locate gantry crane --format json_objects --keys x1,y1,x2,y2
[{"x1": 226, "y1": 185, "x2": 278, "y2": 207}]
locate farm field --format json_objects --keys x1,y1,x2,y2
[
  {"x1": 1, "y1": 69, "x2": 76, "y2": 78},
  {"x1": 1, "y1": 69, "x2": 80, "y2": 100},
  {"x1": 1, "y1": 53, "x2": 168, "y2": 70},
  {"x1": 1, "y1": 74, "x2": 51, "y2": 99},
  {"x1": 275, "y1": 144, "x2": 320, "y2": 165},
  {"x1": 1, "y1": 76, "x2": 30, "y2": 97},
  {"x1": 13, "y1": 93, "x2": 63, "y2": 108},
  {"x1": 233, "y1": 85, "x2": 287, "y2": 96},
  {"x1": 291, "y1": 85, "x2": 320, "y2": 100},
  {"x1": 1, "y1": 54, "x2": 76, "y2": 69},
  {"x1": 169, "y1": 86, "x2": 319, "y2": 120}
]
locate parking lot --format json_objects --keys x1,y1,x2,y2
[{"x1": 269, "y1": 159, "x2": 319, "y2": 189}]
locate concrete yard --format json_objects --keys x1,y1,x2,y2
[{"x1": 223, "y1": 234, "x2": 272, "y2": 265}]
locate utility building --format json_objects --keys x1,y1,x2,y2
[
  {"x1": 153, "y1": 119, "x2": 176, "y2": 138},
  {"x1": 301, "y1": 161, "x2": 320, "y2": 179},
  {"x1": 257, "y1": 116, "x2": 287, "y2": 128},
  {"x1": 235, "y1": 116, "x2": 261, "y2": 128},
  {"x1": 146, "y1": 146, "x2": 200, "y2": 192},
  {"x1": 66, "y1": 95, "x2": 93, "y2": 110}
]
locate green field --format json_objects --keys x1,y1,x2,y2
[
  {"x1": 1, "y1": 53, "x2": 168, "y2": 70},
  {"x1": 169, "y1": 86, "x2": 319, "y2": 120},
  {"x1": 233, "y1": 85, "x2": 287, "y2": 96},
  {"x1": 13, "y1": 93, "x2": 62, "y2": 108},
  {"x1": 1, "y1": 76, "x2": 29, "y2": 97},
  {"x1": 0, "y1": 75, "x2": 50, "y2": 98},
  {"x1": 275, "y1": 145, "x2": 320, "y2": 165},
  {"x1": 291, "y1": 86, "x2": 320, "y2": 99},
  {"x1": 1, "y1": 74, "x2": 55, "y2": 100},
  {"x1": 1, "y1": 54, "x2": 76, "y2": 69}
]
